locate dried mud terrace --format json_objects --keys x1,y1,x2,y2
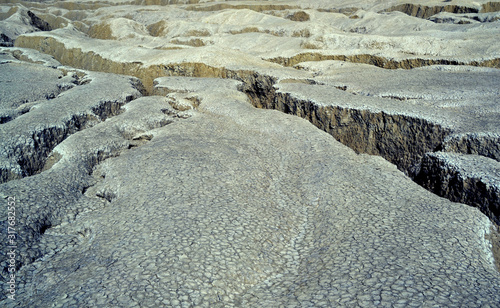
[{"x1": 1, "y1": 0, "x2": 500, "y2": 307}]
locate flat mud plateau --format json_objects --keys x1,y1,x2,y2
[{"x1": 1, "y1": 0, "x2": 500, "y2": 307}]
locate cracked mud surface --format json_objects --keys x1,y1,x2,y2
[
  {"x1": 1, "y1": 0, "x2": 500, "y2": 306},
  {"x1": 3, "y1": 77, "x2": 500, "y2": 307}
]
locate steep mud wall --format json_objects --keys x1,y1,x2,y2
[
  {"x1": 278, "y1": 94, "x2": 450, "y2": 176},
  {"x1": 269, "y1": 53, "x2": 500, "y2": 69},
  {"x1": 243, "y1": 82, "x2": 451, "y2": 177},
  {"x1": 416, "y1": 153, "x2": 500, "y2": 225},
  {"x1": 442, "y1": 133, "x2": 500, "y2": 162},
  {"x1": 381, "y1": 2, "x2": 500, "y2": 20},
  {"x1": 15, "y1": 35, "x2": 251, "y2": 91},
  {"x1": 240, "y1": 75, "x2": 499, "y2": 225},
  {"x1": 383, "y1": 3, "x2": 479, "y2": 19},
  {"x1": 482, "y1": 1, "x2": 500, "y2": 13}
]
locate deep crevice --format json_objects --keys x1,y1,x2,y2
[
  {"x1": 0, "y1": 97, "x2": 136, "y2": 184},
  {"x1": 238, "y1": 72, "x2": 499, "y2": 229},
  {"x1": 95, "y1": 191, "x2": 116, "y2": 203},
  {"x1": 243, "y1": 77, "x2": 451, "y2": 177},
  {"x1": 414, "y1": 154, "x2": 500, "y2": 225},
  {"x1": 27, "y1": 10, "x2": 52, "y2": 32},
  {"x1": 39, "y1": 222, "x2": 52, "y2": 235}
]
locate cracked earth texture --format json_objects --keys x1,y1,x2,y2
[{"x1": 1, "y1": 0, "x2": 500, "y2": 307}]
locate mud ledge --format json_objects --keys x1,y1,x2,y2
[
  {"x1": 382, "y1": 3, "x2": 479, "y2": 19},
  {"x1": 267, "y1": 53, "x2": 500, "y2": 69}
]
